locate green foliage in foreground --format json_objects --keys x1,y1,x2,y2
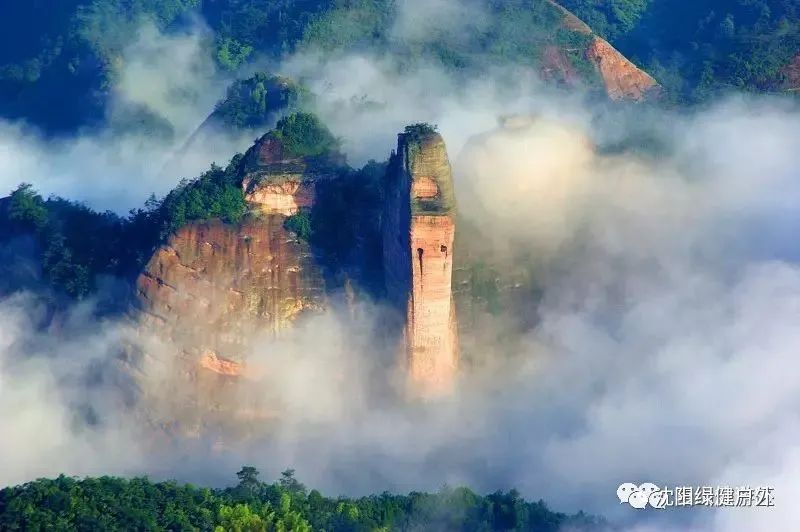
[{"x1": 0, "y1": 467, "x2": 605, "y2": 531}]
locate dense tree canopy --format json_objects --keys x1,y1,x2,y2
[
  {"x1": 560, "y1": 0, "x2": 800, "y2": 100},
  {"x1": 0, "y1": 468, "x2": 606, "y2": 531},
  {"x1": 2, "y1": 0, "x2": 796, "y2": 131}
]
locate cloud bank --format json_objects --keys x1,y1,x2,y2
[{"x1": 0, "y1": 22, "x2": 252, "y2": 213}]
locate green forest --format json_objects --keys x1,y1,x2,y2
[
  {"x1": 0, "y1": 468, "x2": 605, "y2": 531},
  {"x1": 559, "y1": 0, "x2": 800, "y2": 100},
  {"x1": 3, "y1": 0, "x2": 797, "y2": 133}
]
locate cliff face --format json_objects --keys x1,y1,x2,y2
[
  {"x1": 241, "y1": 134, "x2": 343, "y2": 215},
  {"x1": 136, "y1": 216, "x2": 325, "y2": 362},
  {"x1": 383, "y1": 130, "x2": 458, "y2": 397},
  {"x1": 547, "y1": 0, "x2": 659, "y2": 101},
  {"x1": 585, "y1": 37, "x2": 660, "y2": 101},
  {"x1": 136, "y1": 134, "x2": 333, "y2": 385},
  {"x1": 134, "y1": 125, "x2": 461, "y2": 427}
]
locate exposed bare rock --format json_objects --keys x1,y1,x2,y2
[
  {"x1": 781, "y1": 53, "x2": 800, "y2": 92},
  {"x1": 383, "y1": 128, "x2": 458, "y2": 397},
  {"x1": 540, "y1": 45, "x2": 581, "y2": 87},
  {"x1": 242, "y1": 179, "x2": 316, "y2": 216},
  {"x1": 199, "y1": 350, "x2": 245, "y2": 377},
  {"x1": 546, "y1": 0, "x2": 592, "y2": 35},
  {"x1": 241, "y1": 134, "x2": 344, "y2": 215},
  {"x1": 585, "y1": 37, "x2": 659, "y2": 101},
  {"x1": 136, "y1": 215, "x2": 325, "y2": 363},
  {"x1": 546, "y1": 1, "x2": 659, "y2": 101}
]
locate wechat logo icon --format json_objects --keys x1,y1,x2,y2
[{"x1": 617, "y1": 482, "x2": 666, "y2": 509}]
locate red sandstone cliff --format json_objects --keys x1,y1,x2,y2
[
  {"x1": 136, "y1": 216, "x2": 325, "y2": 366},
  {"x1": 585, "y1": 37, "x2": 660, "y2": 101},
  {"x1": 137, "y1": 134, "x2": 342, "y2": 359},
  {"x1": 383, "y1": 128, "x2": 459, "y2": 397},
  {"x1": 546, "y1": 0, "x2": 660, "y2": 101}
]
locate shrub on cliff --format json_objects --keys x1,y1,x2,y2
[
  {"x1": 284, "y1": 210, "x2": 314, "y2": 241},
  {"x1": 272, "y1": 112, "x2": 340, "y2": 157},
  {"x1": 158, "y1": 156, "x2": 247, "y2": 237},
  {"x1": 403, "y1": 122, "x2": 439, "y2": 144}
]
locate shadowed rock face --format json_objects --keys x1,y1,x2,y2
[{"x1": 383, "y1": 130, "x2": 459, "y2": 397}]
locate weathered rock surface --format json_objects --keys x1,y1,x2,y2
[
  {"x1": 136, "y1": 216, "x2": 325, "y2": 363},
  {"x1": 241, "y1": 134, "x2": 344, "y2": 215},
  {"x1": 547, "y1": 0, "x2": 659, "y2": 101},
  {"x1": 383, "y1": 130, "x2": 459, "y2": 396},
  {"x1": 585, "y1": 37, "x2": 660, "y2": 101},
  {"x1": 136, "y1": 134, "x2": 336, "y2": 385}
]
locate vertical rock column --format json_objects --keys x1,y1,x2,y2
[{"x1": 383, "y1": 129, "x2": 458, "y2": 396}]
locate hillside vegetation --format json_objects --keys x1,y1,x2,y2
[
  {"x1": 560, "y1": 0, "x2": 800, "y2": 100},
  {"x1": 0, "y1": 0, "x2": 597, "y2": 133},
  {"x1": 0, "y1": 468, "x2": 605, "y2": 531},
  {"x1": 0, "y1": 111, "x2": 337, "y2": 300}
]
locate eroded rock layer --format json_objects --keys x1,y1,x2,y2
[
  {"x1": 136, "y1": 216, "x2": 325, "y2": 364},
  {"x1": 548, "y1": 0, "x2": 659, "y2": 101},
  {"x1": 585, "y1": 37, "x2": 659, "y2": 101},
  {"x1": 383, "y1": 130, "x2": 458, "y2": 396},
  {"x1": 241, "y1": 134, "x2": 344, "y2": 215}
]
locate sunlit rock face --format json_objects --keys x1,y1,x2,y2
[
  {"x1": 546, "y1": 0, "x2": 660, "y2": 101},
  {"x1": 585, "y1": 37, "x2": 660, "y2": 101},
  {"x1": 383, "y1": 129, "x2": 458, "y2": 397},
  {"x1": 133, "y1": 134, "x2": 344, "y2": 432},
  {"x1": 136, "y1": 217, "x2": 325, "y2": 355},
  {"x1": 241, "y1": 134, "x2": 344, "y2": 216},
  {"x1": 133, "y1": 214, "x2": 325, "y2": 434}
]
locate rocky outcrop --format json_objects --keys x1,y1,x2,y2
[
  {"x1": 136, "y1": 134, "x2": 337, "y2": 384},
  {"x1": 136, "y1": 216, "x2": 325, "y2": 365},
  {"x1": 585, "y1": 37, "x2": 659, "y2": 101},
  {"x1": 547, "y1": 0, "x2": 659, "y2": 101},
  {"x1": 540, "y1": 45, "x2": 580, "y2": 87},
  {"x1": 241, "y1": 135, "x2": 344, "y2": 215},
  {"x1": 383, "y1": 128, "x2": 458, "y2": 397}
]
